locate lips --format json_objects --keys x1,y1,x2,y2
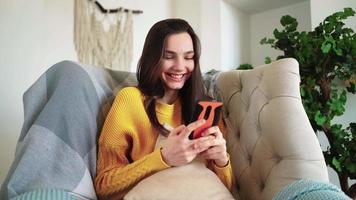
[{"x1": 167, "y1": 73, "x2": 185, "y2": 81}]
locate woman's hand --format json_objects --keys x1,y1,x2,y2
[
  {"x1": 196, "y1": 126, "x2": 229, "y2": 167},
  {"x1": 161, "y1": 119, "x2": 215, "y2": 167}
]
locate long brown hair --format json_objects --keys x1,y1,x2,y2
[{"x1": 136, "y1": 18, "x2": 207, "y2": 135}]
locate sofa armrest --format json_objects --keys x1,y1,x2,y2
[{"x1": 217, "y1": 58, "x2": 329, "y2": 199}]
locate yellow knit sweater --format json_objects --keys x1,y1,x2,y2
[{"x1": 95, "y1": 87, "x2": 233, "y2": 200}]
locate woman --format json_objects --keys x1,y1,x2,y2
[{"x1": 95, "y1": 18, "x2": 233, "y2": 199}]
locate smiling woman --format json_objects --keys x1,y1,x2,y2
[
  {"x1": 136, "y1": 18, "x2": 205, "y2": 135},
  {"x1": 94, "y1": 18, "x2": 234, "y2": 200},
  {"x1": 160, "y1": 32, "x2": 195, "y2": 103}
]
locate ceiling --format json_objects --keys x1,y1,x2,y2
[{"x1": 224, "y1": 0, "x2": 308, "y2": 14}]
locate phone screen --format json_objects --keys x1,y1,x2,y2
[{"x1": 189, "y1": 101, "x2": 223, "y2": 139}]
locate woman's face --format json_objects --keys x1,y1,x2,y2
[{"x1": 160, "y1": 32, "x2": 195, "y2": 93}]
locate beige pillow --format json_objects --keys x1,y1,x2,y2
[{"x1": 124, "y1": 157, "x2": 234, "y2": 200}]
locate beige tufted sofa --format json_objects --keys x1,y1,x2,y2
[
  {"x1": 218, "y1": 58, "x2": 329, "y2": 199},
  {"x1": 1, "y1": 58, "x2": 331, "y2": 200}
]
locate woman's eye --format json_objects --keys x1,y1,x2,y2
[
  {"x1": 185, "y1": 57, "x2": 194, "y2": 60},
  {"x1": 164, "y1": 55, "x2": 174, "y2": 59}
]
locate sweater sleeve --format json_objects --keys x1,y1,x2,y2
[
  {"x1": 208, "y1": 155, "x2": 234, "y2": 191},
  {"x1": 94, "y1": 88, "x2": 170, "y2": 199},
  {"x1": 207, "y1": 116, "x2": 235, "y2": 191}
]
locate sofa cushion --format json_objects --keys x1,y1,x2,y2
[
  {"x1": 124, "y1": 134, "x2": 234, "y2": 200},
  {"x1": 124, "y1": 158, "x2": 234, "y2": 200}
]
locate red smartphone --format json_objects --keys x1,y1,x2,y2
[{"x1": 189, "y1": 101, "x2": 223, "y2": 140}]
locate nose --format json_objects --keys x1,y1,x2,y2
[{"x1": 173, "y1": 56, "x2": 186, "y2": 70}]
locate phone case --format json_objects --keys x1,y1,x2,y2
[{"x1": 189, "y1": 101, "x2": 223, "y2": 139}]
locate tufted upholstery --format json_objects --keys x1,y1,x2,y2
[{"x1": 217, "y1": 58, "x2": 329, "y2": 200}]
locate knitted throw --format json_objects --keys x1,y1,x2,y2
[{"x1": 273, "y1": 179, "x2": 351, "y2": 200}]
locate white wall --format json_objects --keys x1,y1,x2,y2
[
  {"x1": 221, "y1": 1, "x2": 250, "y2": 70},
  {"x1": 171, "y1": 0, "x2": 201, "y2": 35},
  {"x1": 0, "y1": 0, "x2": 172, "y2": 185},
  {"x1": 0, "y1": 0, "x2": 77, "y2": 185},
  {"x1": 250, "y1": 1, "x2": 311, "y2": 66},
  {"x1": 173, "y1": 0, "x2": 249, "y2": 72},
  {"x1": 130, "y1": 0, "x2": 173, "y2": 71},
  {"x1": 172, "y1": 0, "x2": 222, "y2": 72},
  {"x1": 310, "y1": 0, "x2": 356, "y2": 30},
  {"x1": 310, "y1": 0, "x2": 356, "y2": 189},
  {"x1": 200, "y1": 0, "x2": 222, "y2": 72}
]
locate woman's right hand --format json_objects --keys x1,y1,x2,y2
[{"x1": 161, "y1": 119, "x2": 214, "y2": 167}]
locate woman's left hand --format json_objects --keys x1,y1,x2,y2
[{"x1": 196, "y1": 126, "x2": 229, "y2": 167}]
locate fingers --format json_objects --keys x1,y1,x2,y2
[
  {"x1": 201, "y1": 126, "x2": 222, "y2": 138},
  {"x1": 178, "y1": 136, "x2": 214, "y2": 159},
  {"x1": 180, "y1": 119, "x2": 206, "y2": 139},
  {"x1": 200, "y1": 146, "x2": 228, "y2": 162},
  {"x1": 196, "y1": 128, "x2": 228, "y2": 164},
  {"x1": 191, "y1": 135, "x2": 222, "y2": 151},
  {"x1": 189, "y1": 125, "x2": 225, "y2": 153},
  {"x1": 168, "y1": 125, "x2": 186, "y2": 136},
  {"x1": 190, "y1": 135, "x2": 215, "y2": 153},
  {"x1": 200, "y1": 146, "x2": 225, "y2": 156}
]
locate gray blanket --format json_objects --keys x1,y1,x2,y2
[{"x1": 0, "y1": 61, "x2": 137, "y2": 200}]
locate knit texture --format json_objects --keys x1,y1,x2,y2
[
  {"x1": 273, "y1": 179, "x2": 351, "y2": 200},
  {"x1": 10, "y1": 189, "x2": 78, "y2": 200},
  {"x1": 95, "y1": 87, "x2": 233, "y2": 199}
]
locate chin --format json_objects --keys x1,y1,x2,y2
[{"x1": 168, "y1": 85, "x2": 184, "y2": 90}]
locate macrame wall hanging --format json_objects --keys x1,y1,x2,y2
[{"x1": 74, "y1": 0, "x2": 142, "y2": 71}]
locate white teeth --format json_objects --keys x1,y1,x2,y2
[{"x1": 169, "y1": 73, "x2": 184, "y2": 79}]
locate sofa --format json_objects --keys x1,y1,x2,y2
[
  {"x1": 1, "y1": 58, "x2": 349, "y2": 199},
  {"x1": 217, "y1": 58, "x2": 329, "y2": 199}
]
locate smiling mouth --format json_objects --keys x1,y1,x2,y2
[{"x1": 167, "y1": 73, "x2": 185, "y2": 81}]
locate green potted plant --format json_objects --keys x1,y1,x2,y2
[{"x1": 260, "y1": 8, "x2": 356, "y2": 198}]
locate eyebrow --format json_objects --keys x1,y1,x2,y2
[{"x1": 164, "y1": 50, "x2": 194, "y2": 55}]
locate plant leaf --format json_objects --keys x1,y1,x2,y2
[
  {"x1": 314, "y1": 111, "x2": 327, "y2": 126},
  {"x1": 344, "y1": 7, "x2": 356, "y2": 16},
  {"x1": 265, "y1": 57, "x2": 272, "y2": 64},
  {"x1": 321, "y1": 42, "x2": 332, "y2": 53},
  {"x1": 300, "y1": 87, "x2": 305, "y2": 97},
  {"x1": 333, "y1": 47, "x2": 343, "y2": 56},
  {"x1": 332, "y1": 157, "x2": 342, "y2": 172}
]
